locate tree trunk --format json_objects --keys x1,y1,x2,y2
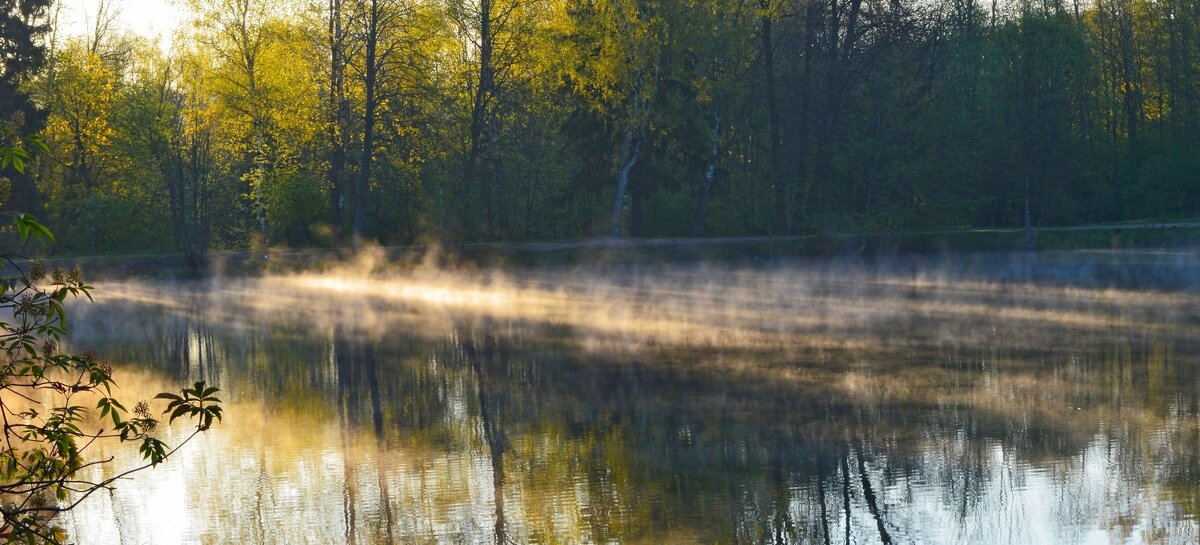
[
  {"x1": 610, "y1": 125, "x2": 641, "y2": 237},
  {"x1": 797, "y1": 0, "x2": 821, "y2": 232},
  {"x1": 693, "y1": 102, "x2": 720, "y2": 235},
  {"x1": 353, "y1": 0, "x2": 379, "y2": 251},
  {"x1": 630, "y1": 183, "x2": 644, "y2": 237},
  {"x1": 246, "y1": 51, "x2": 268, "y2": 238},
  {"x1": 761, "y1": 9, "x2": 786, "y2": 234},
  {"x1": 1023, "y1": 175, "x2": 1035, "y2": 250},
  {"x1": 466, "y1": 0, "x2": 496, "y2": 239},
  {"x1": 327, "y1": 0, "x2": 347, "y2": 241}
]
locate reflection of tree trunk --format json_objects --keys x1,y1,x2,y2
[
  {"x1": 366, "y1": 339, "x2": 383, "y2": 440},
  {"x1": 342, "y1": 442, "x2": 357, "y2": 545},
  {"x1": 200, "y1": 327, "x2": 211, "y2": 380},
  {"x1": 166, "y1": 317, "x2": 188, "y2": 377},
  {"x1": 364, "y1": 341, "x2": 395, "y2": 543},
  {"x1": 376, "y1": 461, "x2": 393, "y2": 542},
  {"x1": 191, "y1": 322, "x2": 215, "y2": 383},
  {"x1": 841, "y1": 454, "x2": 850, "y2": 545},
  {"x1": 334, "y1": 326, "x2": 358, "y2": 545},
  {"x1": 484, "y1": 390, "x2": 506, "y2": 545},
  {"x1": 958, "y1": 441, "x2": 983, "y2": 521},
  {"x1": 770, "y1": 451, "x2": 795, "y2": 545},
  {"x1": 466, "y1": 334, "x2": 507, "y2": 545},
  {"x1": 255, "y1": 422, "x2": 268, "y2": 543},
  {"x1": 854, "y1": 442, "x2": 892, "y2": 544},
  {"x1": 340, "y1": 416, "x2": 358, "y2": 545},
  {"x1": 817, "y1": 464, "x2": 831, "y2": 545}
]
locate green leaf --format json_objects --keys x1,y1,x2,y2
[
  {"x1": 14, "y1": 214, "x2": 55, "y2": 242},
  {"x1": 29, "y1": 135, "x2": 49, "y2": 154},
  {"x1": 168, "y1": 404, "x2": 191, "y2": 424},
  {"x1": 139, "y1": 437, "x2": 168, "y2": 466}
]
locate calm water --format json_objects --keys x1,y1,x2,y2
[{"x1": 59, "y1": 252, "x2": 1200, "y2": 544}]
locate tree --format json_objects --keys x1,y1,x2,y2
[
  {"x1": 549, "y1": 0, "x2": 665, "y2": 238},
  {"x1": 987, "y1": 7, "x2": 1094, "y2": 246},
  {"x1": 36, "y1": 40, "x2": 120, "y2": 252},
  {"x1": 604, "y1": 0, "x2": 657, "y2": 238},
  {"x1": 185, "y1": 0, "x2": 279, "y2": 237},
  {"x1": 346, "y1": 0, "x2": 437, "y2": 248},
  {"x1": 447, "y1": 0, "x2": 545, "y2": 239},
  {"x1": 2, "y1": 0, "x2": 1198, "y2": 251},
  {"x1": 0, "y1": 0, "x2": 53, "y2": 216},
  {"x1": 758, "y1": 0, "x2": 787, "y2": 234},
  {"x1": 0, "y1": 0, "x2": 51, "y2": 127},
  {"x1": 0, "y1": 132, "x2": 222, "y2": 543},
  {"x1": 156, "y1": 62, "x2": 218, "y2": 267},
  {"x1": 320, "y1": 0, "x2": 353, "y2": 241},
  {"x1": 689, "y1": 0, "x2": 756, "y2": 235},
  {"x1": 351, "y1": 0, "x2": 384, "y2": 250},
  {"x1": 31, "y1": 37, "x2": 181, "y2": 255}
]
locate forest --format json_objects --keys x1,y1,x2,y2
[
  {"x1": 1, "y1": 0, "x2": 1198, "y2": 258},
  {"x1": 5, "y1": 1, "x2": 1200, "y2": 542}
]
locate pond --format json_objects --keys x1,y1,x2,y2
[{"x1": 60, "y1": 251, "x2": 1200, "y2": 544}]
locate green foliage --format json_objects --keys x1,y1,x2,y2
[
  {"x1": 0, "y1": 0, "x2": 52, "y2": 133},
  {"x1": 13, "y1": 214, "x2": 53, "y2": 243},
  {"x1": 12, "y1": 0, "x2": 1200, "y2": 252},
  {"x1": 155, "y1": 382, "x2": 224, "y2": 431},
  {"x1": 0, "y1": 136, "x2": 221, "y2": 543},
  {"x1": 262, "y1": 170, "x2": 328, "y2": 246}
]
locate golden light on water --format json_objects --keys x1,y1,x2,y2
[
  {"x1": 291, "y1": 275, "x2": 517, "y2": 310},
  {"x1": 50, "y1": 258, "x2": 1200, "y2": 543},
  {"x1": 259, "y1": 264, "x2": 1194, "y2": 351}
]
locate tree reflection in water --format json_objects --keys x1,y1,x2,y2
[{"x1": 55, "y1": 259, "x2": 1200, "y2": 543}]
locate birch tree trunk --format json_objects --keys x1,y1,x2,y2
[{"x1": 610, "y1": 123, "x2": 642, "y2": 238}]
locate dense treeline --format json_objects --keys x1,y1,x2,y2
[{"x1": 2, "y1": 0, "x2": 1198, "y2": 256}]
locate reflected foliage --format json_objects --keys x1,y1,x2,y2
[{"x1": 62, "y1": 259, "x2": 1200, "y2": 543}]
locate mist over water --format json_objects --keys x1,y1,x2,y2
[{"x1": 59, "y1": 250, "x2": 1200, "y2": 544}]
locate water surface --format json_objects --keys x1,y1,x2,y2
[{"x1": 61, "y1": 252, "x2": 1200, "y2": 544}]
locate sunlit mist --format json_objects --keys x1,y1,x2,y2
[{"x1": 45, "y1": 251, "x2": 1200, "y2": 544}]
